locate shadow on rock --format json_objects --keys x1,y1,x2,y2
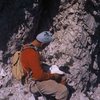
[{"x1": 0, "y1": 0, "x2": 35, "y2": 51}]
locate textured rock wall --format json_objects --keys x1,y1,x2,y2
[
  {"x1": 0, "y1": 0, "x2": 100, "y2": 100},
  {"x1": 0, "y1": 0, "x2": 40, "y2": 99},
  {"x1": 42, "y1": 0, "x2": 100, "y2": 99}
]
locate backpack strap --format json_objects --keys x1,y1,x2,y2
[{"x1": 13, "y1": 52, "x2": 20, "y2": 66}]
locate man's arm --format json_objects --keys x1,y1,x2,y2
[{"x1": 28, "y1": 50, "x2": 54, "y2": 81}]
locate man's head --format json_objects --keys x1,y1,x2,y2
[
  {"x1": 32, "y1": 31, "x2": 53, "y2": 49},
  {"x1": 36, "y1": 31, "x2": 53, "y2": 43}
]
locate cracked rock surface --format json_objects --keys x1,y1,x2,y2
[{"x1": 0, "y1": 0, "x2": 100, "y2": 100}]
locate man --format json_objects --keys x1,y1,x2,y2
[{"x1": 20, "y1": 31, "x2": 69, "y2": 100}]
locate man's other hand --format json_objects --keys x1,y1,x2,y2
[{"x1": 53, "y1": 73, "x2": 63, "y2": 82}]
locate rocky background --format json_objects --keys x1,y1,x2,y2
[{"x1": 0, "y1": 0, "x2": 100, "y2": 100}]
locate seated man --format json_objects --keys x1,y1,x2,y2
[{"x1": 20, "y1": 31, "x2": 69, "y2": 100}]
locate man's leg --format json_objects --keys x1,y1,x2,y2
[{"x1": 35, "y1": 80, "x2": 69, "y2": 100}]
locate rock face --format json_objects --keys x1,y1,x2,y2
[{"x1": 0, "y1": 0, "x2": 100, "y2": 100}]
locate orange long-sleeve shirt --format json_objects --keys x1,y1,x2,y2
[{"x1": 20, "y1": 48, "x2": 54, "y2": 81}]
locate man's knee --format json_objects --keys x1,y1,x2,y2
[
  {"x1": 56, "y1": 84, "x2": 69, "y2": 100},
  {"x1": 61, "y1": 85, "x2": 69, "y2": 97},
  {"x1": 63, "y1": 86, "x2": 69, "y2": 99}
]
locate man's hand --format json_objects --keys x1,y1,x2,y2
[
  {"x1": 60, "y1": 76, "x2": 68, "y2": 85},
  {"x1": 53, "y1": 73, "x2": 64, "y2": 82}
]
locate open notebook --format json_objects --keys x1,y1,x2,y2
[{"x1": 49, "y1": 65, "x2": 64, "y2": 75}]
